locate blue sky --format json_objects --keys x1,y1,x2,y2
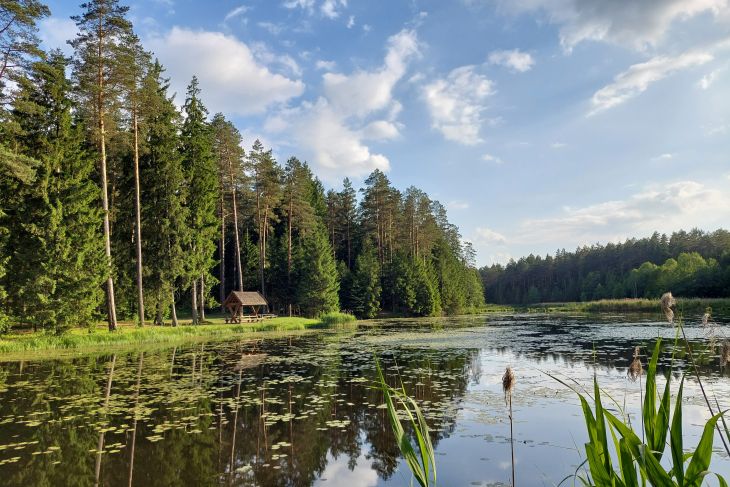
[{"x1": 38, "y1": 0, "x2": 730, "y2": 266}]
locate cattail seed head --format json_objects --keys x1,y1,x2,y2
[
  {"x1": 628, "y1": 346, "x2": 643, "y2": 382},
  {"x1": 660, "y1": 292, "x2": 675, "y2": 323},
  {"x1": 502, "y1": 367, "x2": 515, "y2": 405}
]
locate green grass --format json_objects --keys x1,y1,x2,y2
[
  {"x1": 0, "y1": 315, "x2": 335, "y2": 356},
  {"x1": 317, "y1": 312, "x2": 357, "y2": 326},
  {"x1": 483, "y1": 297, "x2": 730, "y2": 315}
]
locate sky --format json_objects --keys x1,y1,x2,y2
[{"x1": 37, "y1": 0, "x2": 730, "y2": 267}]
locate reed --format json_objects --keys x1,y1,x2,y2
[
  {"x1": 375, "y1": 358, "x2": 437, "y2": 487},
  {"x1": 502, "y1": 366, "x2": 515, "y2": 487}
]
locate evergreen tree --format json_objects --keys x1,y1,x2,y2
[
  {"x1": 294, "y1": 222, "x2": 339, "y2": 317},
  {"x1": 181, "y1": 76, "x2": 219, "y2": 324},
  {"x1": 0, "y1": 0, "x2": 49, "y2": 91},
  {"x1": 350, "y1": 240, "x2": 381, "y2": 319},
  {"x1": 70, "y1": 0, "x2": 134, "y2": 331},
  {"x1": 3, "y1": 52, "x2": 105, "y2": 332},
  {"x1": 138, "y1": 61, "x2": 187, "y2": 326}
]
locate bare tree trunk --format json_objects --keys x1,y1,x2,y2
[
  {"x1": 133, "y1": 110, "x2": 144, "y2": 326},
  {"x1": 229, "y1": 162, "x2": 244, "y2": 291},
  {"x1": 219, "y1": 197, "x2": 226, "y2": 310},
  {"x1": 97, "y1": 18, "x2": 117, "y2": 332},
  {"x1": 199, "y1": 275, "x2": 206, "y2": 321},
  {"x1": 287, "y1": 199, "x2": 292, "y2": 317},
  {"x1": 170, "y1": 290, "x2": 178, "y2": 327},
  {"x1": 261, "y1": 207, "x2": 268, "y2": 297},
  {"x1": 191, "y1": 279, "x2": 198, "y2": 325}
]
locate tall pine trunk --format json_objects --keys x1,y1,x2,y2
[
  {"x1": 229, "y1": 166, "x2": 243, "y2": 291},
  {"x1": 219, "y1": 197, "x2": 226, "y2": 309},
  {"x1": 170, "y1": 290, "x2": 178, "y2": 327},
  {"x1": 199, "y1": 275, "x2": 206, "y2": 321},
  {"x1": 132, "y1": 109, "x2": 144, "y2": 326},
  {"x1": 96, "y1": 16, "x2": 116, "y2": 331},
  {"x1": 191, "y1": 278, "x2": 198, "y2": 325},
  {"x1": 287, "y1": 199, "x2": 292, "y2": 316},
  {"x1": 260, "y1": 207, "x2": 268, "y2": 297}
]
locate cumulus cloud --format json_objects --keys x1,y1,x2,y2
[
  {"x1": 323, "y1": 29, "x2": 419, "y2": 118},
  {"x1": 474, "y1": 227, "x2": 507, "y2": 244},
  {"x1": 494, "y1": 0, "x2": 729, "y2": 51},
  {"x1": 315, "y1": 59, "x2": 337, "y2": 71},
  {"x1": 482, "y1": 153, "x2": 504, "y2": 164},
  {"x1": 423, "y1": 65, "x2": 495, "y2": 145},
  {"x1": 147, "y1": 27, "x2": 304, "y2": 115},
  {"x1": 265, "y1": 29, "x2": 419, "y2": 180},
  {"x1": 447, "y1": 200, "x2": 470, "y2": 210},
  {"x1": 519, "y1": 180, "x2": 730, "y2": 244},
  {"x1": 38, "y1": 17, "x2": 77, "y2": 55},
  {"x1": 589, "y1": 51, "x2": 713, "y2": 114},
  {"x1": 284, "y1": 0, "x2": 347, "y2": 19},
  {"x1": 488, "y1": 49, "x2": 534, "y2": 72},
  {"x1": 697, "y1": 66, "x2": 726, "y2": 89}
]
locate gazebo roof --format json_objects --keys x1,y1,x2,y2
[{"x1": 223, "y1": 291, "x2": 268, "y2": 307}]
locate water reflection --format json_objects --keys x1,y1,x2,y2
[{"x1": 0, "y1": 313, "x2": 728, "y2": 486}]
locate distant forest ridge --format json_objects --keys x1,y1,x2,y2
[{"x1": 479, "y1": 229, "x2": 730, "y2": 304}]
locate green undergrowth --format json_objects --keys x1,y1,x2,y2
[
  {"x1": 0, "y1": 316, "x2": 336, "y2": 356},
  {"x1": 493, "y1": 297, "x2": 730, "y2": 315}
]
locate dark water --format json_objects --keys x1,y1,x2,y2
[{"x1": 0, "y1": 313, "x2": 729, "y2": 486}]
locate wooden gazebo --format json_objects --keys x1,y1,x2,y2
[{"x1": 222, "y1": 291, "x2": 269, "y2": 323}]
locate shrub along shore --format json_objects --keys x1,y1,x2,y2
[{"x1": 0, "y1": 313, "x2": 356, "y2": 356}]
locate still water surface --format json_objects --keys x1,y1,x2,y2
[{"x1": 0, "y1": 313, "x2": 729, "y2": 486}]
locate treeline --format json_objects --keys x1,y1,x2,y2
[
  {"x1": 480, "y1": 229, "x2": 730, "y2": 304},
  {"x1": 0, "y1": 0, "x2": 483, "y2": 333}
]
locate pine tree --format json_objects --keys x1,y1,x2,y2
[
  {"x1": 249, "y1": 140, "x2": 282, "y2": 297},
  {"x1": 211, "y1": 113, "x2": 245, "y2": 295},
  {"x1": 70, "y1": 0, "x2": 134, "y2": 331},
  {"x1": 0, "y1": 0, "x2": 49, "y2": 91},
  {"x1": 138, "y1": 61, "x2": 188, "y2": 326},
  {"x1": 3, "y1": 52, "x2": 105, "y2": 333},
  {"x1": 181, "y1": 76, "x2": 219, "y2": 324},
  {"x1": 350, "y1": 240, "x2": 381, "y2": 319},
  {"x1": 294, "y1": 222, "x2": 339, "y2": 317}
]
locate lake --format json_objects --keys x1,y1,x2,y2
[{"x1": 0, "y1": 312, "x2": 729, "y2": 486}]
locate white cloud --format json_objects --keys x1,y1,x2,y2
[
  {"x1": 589, "y1": 51, "x2": 713, "y2": 114},
  {"x1": 362, "y1": 120, "x2": 400, "y2": 141},
  {"x1": 474, "y1": 227, "x2": 507, "y2": 244},
  {"x1": 250, "y1": 41, "x2": 302, "y2": 77},
  {"x1": 494, "y1": 0, "x2": 729, "y2": 51},
  {"x1": 315, "y1": 59, "x2": 337, "y2": 71},
  {"x1": 265, "y1": 29, "x2": 418, "y2": 180},
  {"x1": 283, "y1": 0, "x2": 315, "y2": 11},
  {"x1": 323, "y1": 29, "x2": 419, "y2": 118},
  {"x1": 551, "y1": 142, "x2": 567, "y2": 149},
  {"x1": 38, "y1": 17, "x2": 77, "y2": 55},
  {"x1": 481, "y1": 153, "x2": 504, "y2": 164},
  {"x1": 347, "y1": 15, "x2": 356, "y2": 28},
  {"x1": 652, "y1": 153, "x2": 674, "y2": 161},
  {"x1": 224, "y1": 5, "x2": 249, "y2": 22},
  {"x1": 423, "y1": 65, "x2": 495, "y2": 145},
  {"x1": 147, "y1": 27, "x2": 304, "y2": 115},
  {"x1": 447, "y1": 200, "x2": 470, "y2": 210},
  {"x1": 519, "y1": 180, "x2": 730, "y2": 245},
  {"x1": 697, "y1": 66, "x2": 726, "y2": 89},
  {"x1": 321, "y1": 0, "x2": 347, "y2": 19},
  {"x1": 488, "y1": 49, "x2": 534, "y2": 72},
  {"x1": 258, "y1": 22, "x2": 284, "y2": 35}
]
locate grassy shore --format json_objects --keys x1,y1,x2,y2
[
  {"x1": 0, "y1": 312, "x2": 356, "y2": 356},
  {"x1": 513, "y1": 297, "x2": 730, "y2": 314}
]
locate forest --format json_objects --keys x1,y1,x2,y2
[
  {"x1": 480, "y1": 229, "x2": 730, "y2": 304},
  {"x1": 0, "y1": 0, "x2": 484, "y2": 334}
]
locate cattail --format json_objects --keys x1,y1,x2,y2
[
  {"x1": 660, "y1": 292, "x2": 676, "y2": 323},
  {"x1": 628, "y1": 346, "x2": 643, "y2": 382},
  {"x1": 502, "y1": 366, "x2": 516, "y2": 487},
  {"x1": 702, "y1": 312, "x2": 710, "y2": 326},
  {"x1": 502, "y1": 366, "x2": 515, "y2": 406},
  {"x1": 721, "y1": 341, "x2": 730, "y2": 369}
]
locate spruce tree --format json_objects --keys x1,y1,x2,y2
[
  {"x1": 3, "y1": 52, "x2": 105, "y2": 332},
  {"x1": 138, "y1": 61, "x2": 188, "y2": 326},
  {"x1": 70, "y1": 0, "x2": 134, "y2": 331},
  {"x1": 181, "y1": 76, "x2": 219, "y2": 324},
  {"x1": 350, "y1": 240, "x2": 381, "y2": 319},
  {"x1": 294, "y1": 222, "x2": 339, "y2": 317}
]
